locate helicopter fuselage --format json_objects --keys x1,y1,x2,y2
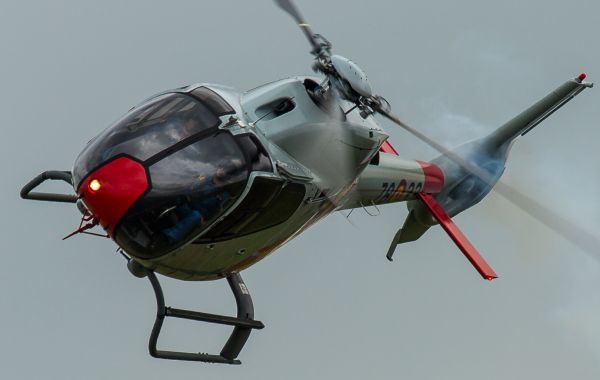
[
  {"x1": 72, "y1": 76, "x2": 437, "y2": 280},
  {"x1": 18, "y1": 0, "x2": 593, "y2": 365}
]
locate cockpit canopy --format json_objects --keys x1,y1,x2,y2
[
  {"x1": 73, "y1": 87, "x2": 273, "y2": 258},
  {"x1": 73, "y1": 87, "x2": 238, "y2": 184}
]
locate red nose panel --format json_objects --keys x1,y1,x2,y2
[{"x1": 79, "y1": 157, "x2": 148, "y2": 235}]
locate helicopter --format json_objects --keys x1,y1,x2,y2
[{"x1": 20, "y1": 0, "x2": 594, "y2": 365}]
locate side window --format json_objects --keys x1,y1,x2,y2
[
  {"x1": 244, "y1": 181, "x2": 305, "y2": 232},
  {"x1": 235, "y1": 134, "x2": 273, "y2": 172},
  {"x1": 196, "y1": 177, "x2": 305, "y2": 242}
]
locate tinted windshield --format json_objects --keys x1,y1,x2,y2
[
  {"x1": 73, "y1": 93, "x2": 220, "y2": 186},
  {"x1": 115, "y1": 132, "x2": 248, "y2": 258}
]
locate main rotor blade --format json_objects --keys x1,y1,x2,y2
[
  {"x1": 493, "y1": 181, "x2": 600, "y2": 260},
  {"x1": 377, "y1": 108, "x2": 494, "y2": 186},
  {"x1": 377, "y1": 108, "x2": 600, "y2": 260},
  {"x1": 274, "y1": 0, "x2": 322, "y2": 54},
  {"x1": 318, "y1": 87, "x2": 359, "y2": 205}
]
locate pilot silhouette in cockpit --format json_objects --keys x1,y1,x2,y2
[{"x1": 160, "y1": 160, "x2": 239, "y2": 244}]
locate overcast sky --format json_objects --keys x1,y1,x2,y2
[{"x1": 1, "y1": 0, "x2": 600, "y2": 379}]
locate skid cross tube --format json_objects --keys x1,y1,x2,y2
[{"x1": 145, "y1": 270, "x2": 264, "y2": 364}]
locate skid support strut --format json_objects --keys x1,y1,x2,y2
[{"x1": 145, "y1": 270, "x2": 264, "y2": 364}]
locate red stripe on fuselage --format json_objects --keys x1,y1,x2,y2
[
  {"x1": 417, "y1": 160, "x2": 445, "y2": 194},
  {"x1": 379, "y1": 141, "x2": 444, "y2": 193}
]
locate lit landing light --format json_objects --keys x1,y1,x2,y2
[{"x1": 88, "y1": 179, "x2": 102, "y2": 193}]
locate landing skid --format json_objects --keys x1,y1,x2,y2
[{"x1": 144, "y1": 269, "x2": 264, "y2": 364}]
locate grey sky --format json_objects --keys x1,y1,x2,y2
[{"x1": 2, "y1": 0, "x2": 599, "y2": 378}]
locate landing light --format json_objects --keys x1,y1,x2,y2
[{"x1": 88, "y1": 179, "x2": 102, "y2": 192}]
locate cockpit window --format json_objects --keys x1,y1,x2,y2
[
  {"x1": 235, "y1": 134, "x2": 273, "y2": 172},
  {"x1": 190, "y1": 87, "x2": 235, "y2": 116},
  {"x1": 72, "y1": 93, "x2": 220, "y2": 187},
  {"x1": 196, "y1": 177, "x2": 305, "y2": 243},
  {"x1": 114, "y1": 132, "x2": 248, "y2": 259}
]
